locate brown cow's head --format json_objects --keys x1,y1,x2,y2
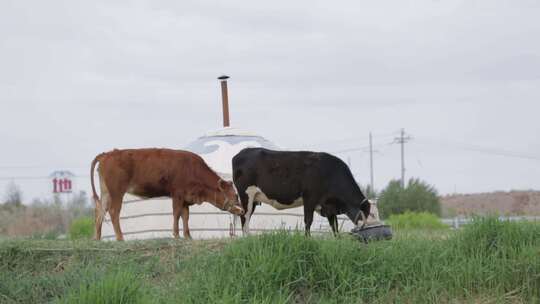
[{"x1": 217, "y1": 179, "x2": 244, "y2": 216}]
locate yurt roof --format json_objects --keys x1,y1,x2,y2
[{"x1": 184, "y1": 127, "x2": 279, "y2": 179}]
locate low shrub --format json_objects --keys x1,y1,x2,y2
[
  {"x1": 69, "y1": 217, "x2": 94, "y2": 240},
  {"x1": 386, "y1": 211, "x2": 448, "y2": 230}
]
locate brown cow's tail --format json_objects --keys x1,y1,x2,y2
[{"x1": 90, "y1": 153, "x2": 106, "y2": 239}]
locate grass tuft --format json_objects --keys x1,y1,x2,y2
[{"x1": 56, "y1": 269, "x2": 150, "y2": 304}]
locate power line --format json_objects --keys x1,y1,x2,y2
[
  {"x1": 0, "y1": 165, "x2": 87, "y2": 170},
  {"x1": 330, "y1": 142, "x2": 392, "y2": 154},
  {"x1": 0, "y1": 175, "x2": 90, "y2": 181},
  {"x1": 331, "y1": 145, "x2": 370, "y2": 154},
  {"x1": 297, "y1": 131, "x2": 398, "y2": 149},
  {"x1": 0, "y1": 176, "x2": 51, "y2": 181},
  {"x1": 414, "y1": 138, "x2": 540, "y2": 162}
]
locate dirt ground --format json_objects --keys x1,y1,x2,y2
[{"x1": 440, "y1": 190, "x2": 540, "y2": 216}]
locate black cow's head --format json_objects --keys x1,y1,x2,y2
[
  {"x1": 344, "y1": 197, "x2": 371, "y2": 228},
  {"x1": 353, "y1": 198, "x2": 371, "y2": 228}
]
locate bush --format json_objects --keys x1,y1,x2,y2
[
  {"x1": 386, "y1": 211, "x2": 448, "y2": 230},
  {"x1": 378, "y1": 178, "x2": 441, "y2": 218},
  {"x1": 69, "y1": 217, "x2": 94, "y2": 240}
]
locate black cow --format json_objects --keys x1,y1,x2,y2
[{"x1": 232, "y1": 148, "x2": 371, "y2": 236}]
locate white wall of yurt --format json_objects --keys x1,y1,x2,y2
[{"x1": 101, "y1": 127, "x2": 366, "y2": 240}]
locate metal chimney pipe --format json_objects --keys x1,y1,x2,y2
[{"x1": 218, "y1": 75, "x2": 230, "y2": 127}]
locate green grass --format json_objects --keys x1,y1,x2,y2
[
  {"x1": 385, "y1": 211, "x2": 448, "y2": 230},
  {"x1": 68, "y1": 216, "x2": 94, "y2": 240},
  {"x1": 57, "y1": 268, "x2": 150, "y2": 304},
  {"x1": 1, "y1": 217, "x2": 539, "y2": 303}
]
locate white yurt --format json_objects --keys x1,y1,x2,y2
[
  {"x1": 101, "y1": 76, "x2": 362, "y2": 240},
  {"x1": 101, "y1": 126, "x2": 360, "y2": 240}
]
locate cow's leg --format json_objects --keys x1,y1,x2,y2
[
  {"x1": 327, "y1": 214, "x2": 339, "y2": 237},
  {"x1": 94, "y1": 191, "x2": 109, "y2": 240},
  {"x1": 239, "y1": 192, "x2": 248, "y2": 230},
  {"x1": 94, "y1": 195, "x2": 108, "y2": 240},
  {"x1": 242, "y1": 188, "x2": 258, "y2": 236},
  {"x1": 172, "y1": 198, "x2": 182, "y2": 239},
  {"x1": 94, "y1": 177, "x2": 111, "y2": 240},
  {"x1": 94, "y1": 208, "x2": 102, "y2": 240},
  {"x1": 97, "y1": 161, "x2": 129, "y2": 241},
  {"x1": 181, "y1": 204, "x2": 191, "y2": 239},
  {"x1": 108, "y1": 196, "x2": 124, "y2": 241},
  {"x1": 303, "y1": 204, "x2": 315, "y2": 237}
]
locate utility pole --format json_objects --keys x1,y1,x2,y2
[
  {"x1": 369, "y1": 132, "x2": 374, "y2": 194},
  {"x1": 394, "y1": 128, "x2": 411, "y2": 188}
]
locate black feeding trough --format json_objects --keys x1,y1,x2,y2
[{"x1": 350, "y1": 225, "x2": 393, "y2": 243}]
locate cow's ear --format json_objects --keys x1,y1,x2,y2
[{"x1": 218, "y1": 179, "x2": 226, "y2": 191}]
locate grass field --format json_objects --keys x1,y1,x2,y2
[{"x1": 1, "y1": 217, "x2": 539, "y2": 303}]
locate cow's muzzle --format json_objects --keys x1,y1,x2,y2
[
  {"x1": 223, "y1": 200, "x2": 245, "y2": 216},
  {"x1": 355, "y1": 211, "x2": 367, "y2": 229},
  {"x1": 354, "y1": 198, "x2": 369, "y2": 229},
  {"x1": 230, "y1": 205, "x2": 245, "y2": 216}
]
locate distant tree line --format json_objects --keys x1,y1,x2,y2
[
  {"x1": 2, "y1": 176, "x2": 442, "y2": 238},
  {"x1": 0, "y1": 181, "x2": 93, "y2": 238},
  {"x1": 361, "y1": 178, "x2": 441, "y2": 219}
]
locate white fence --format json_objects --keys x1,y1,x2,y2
[
  {"x1": 101, "y1": 196, "x2": 374, "y2": 240},
  {"x1": 440, "y1": 216, "x2": 540, "y2": 229},
  {"x1": 101, "y1": 195, "x2": 540, "y2": 240}
]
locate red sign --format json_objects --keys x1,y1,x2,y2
[
  {"x1": 53, "y1": 178, "x2": 72, "y2": 193},
  {"x1": 50, "y1": 170, "x2": 75, "y2": 194}
]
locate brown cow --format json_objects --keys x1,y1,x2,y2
[{"x1": 90, "y1": 148, "x2": 244, "y2": 241}]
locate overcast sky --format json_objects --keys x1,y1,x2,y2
[{"x1": 1, "y1": 0, "x2": 540, "y2": 201}]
